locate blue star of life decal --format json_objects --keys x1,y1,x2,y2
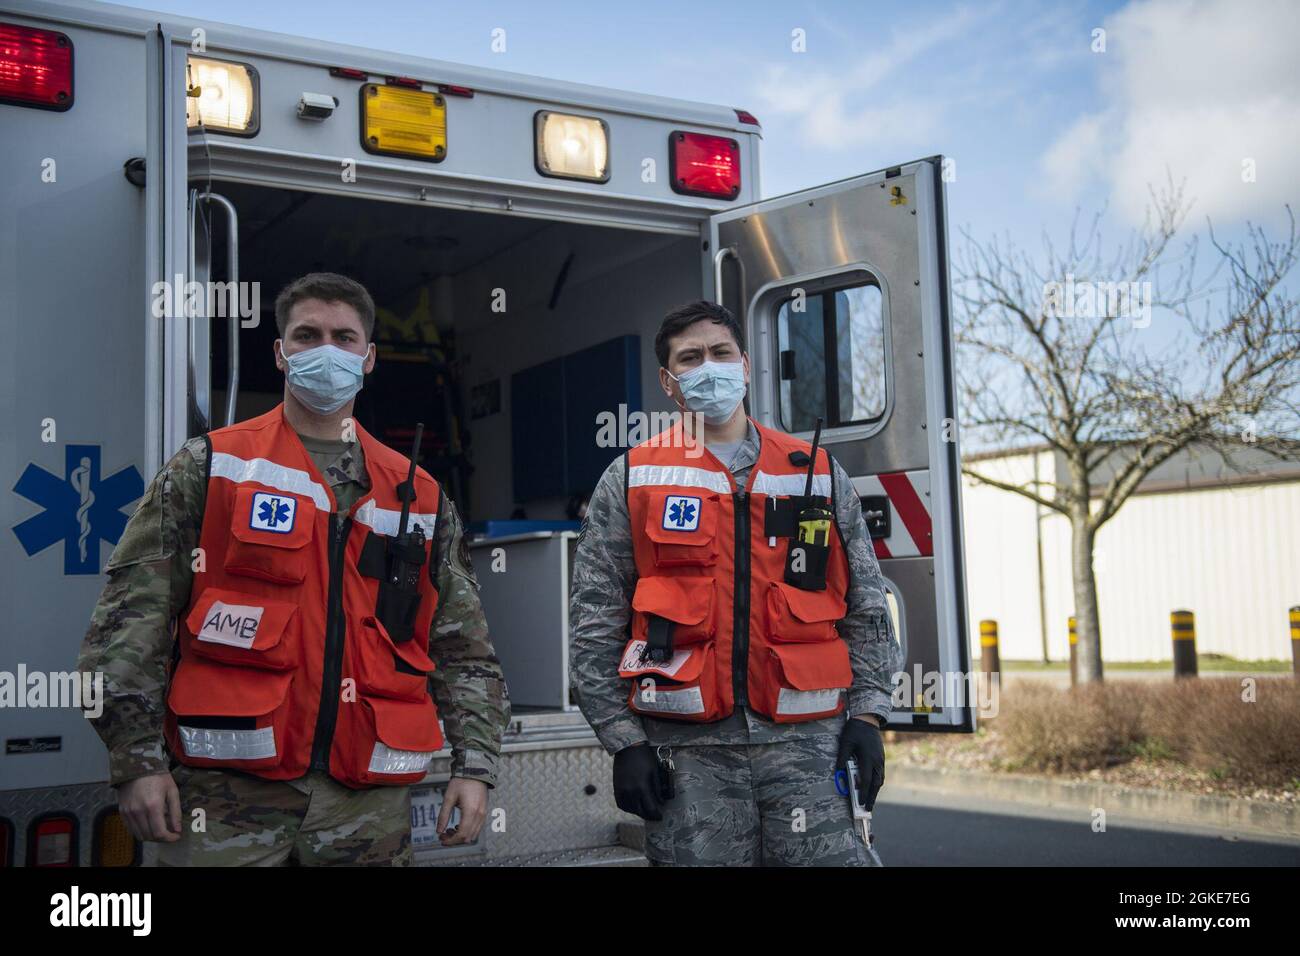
[
  {"x1": 11, "y1": 444, "x2": 144, "y2": 575},
  {"x1": 662, "y1": 494, "x2": 701, "y2": 532},
  {"x1": 250, "y1": 491, "x2": 296, "y2": 533}
]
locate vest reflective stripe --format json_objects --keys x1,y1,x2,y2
[
  {"x1": 751, "y1": 470, "x2": 832, "y2": 498},
  {"x1": 368, "y1": 742, "x2": 437, "y2": 775},
  {"x1": 776, "y1": 687, "x2": 845, "y2": 716},
  {"x1": 634, "y1": 685, "x2": 706, "y2": 715},
  {"x1": 627, "y1": 464, "x2": 733, "y2": 493},
  {"x1": 209, "y1": 451, "x2": 331, "y2": 511},
  {"x1": 353, "y1": 499, "x2": 437, "y2": 538},
  {"x1": 178, "y1": 725, "x2": 277, "y2": 761}
]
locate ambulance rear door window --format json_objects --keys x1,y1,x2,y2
[{"x1": 776, "y1": 282, "x2": 886, "y2": 433}]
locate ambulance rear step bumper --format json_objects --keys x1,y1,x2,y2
[{"x1": 424, "y1": 844, "x2": 646, "y2": 867}]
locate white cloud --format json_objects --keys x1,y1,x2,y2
[
  {"x1": 1041, "y1": 0, "x2": 1300, "y2": 224},
  {"x1": 752, "y1": 8, "x2": 986, "y2": 149}
]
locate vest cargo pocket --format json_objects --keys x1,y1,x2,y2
[
  {"x1": 766, "y1": 581, "x2": 846, "y2": 643},
  {"x1": 225, "y1": 486, "x2": 317, "y2": 585},
  {"x1": 348, "y1": 695, "x2": 444, "y2": 787},
  {"x1": 183, "y1": 588, "x2": 299, "y2": 670},
  {"x1": 643, "y1": 491, "x2": 719, "y2": 567},
  {"x1": 753, "y1": 640, "x2": 852, "y2": 723},
  {"x1": 623, "y1": 639, "x2": 723, "y2": 722},
  {"x1": 167, "y1": 656, "x2": 293, "y2": 771},
  {"x1": 354, "y1": 615, "x2": 436, "y2": 703},
  {"x1": 631, "y1": 576, "x2": 715, "y2": 651}
]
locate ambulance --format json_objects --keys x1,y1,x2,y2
[{"x1": 0, "y1": 0, "x2": 972, "y2": 866}]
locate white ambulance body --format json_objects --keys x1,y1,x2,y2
[{"x1": 0, "y1": 0, "x2": 971, "y2": 865}]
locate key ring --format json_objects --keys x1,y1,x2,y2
[{"x1": 834, "y1": 767, "x2": 849, "y2": 796}]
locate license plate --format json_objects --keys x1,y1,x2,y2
[{"x1": 409, "y1": 783, "x2": 460, "y2": 851}]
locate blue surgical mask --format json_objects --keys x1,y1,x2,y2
[
  {"x1": 280, "y1": 343, "x2": 367, "y2": 415},
  {"x1": 669, "y1": 359, "x2": 747, "y2": 425}
]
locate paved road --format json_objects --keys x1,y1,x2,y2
[{"x1": 872, "y1": 786, "x2": 1300, "y2": 866}]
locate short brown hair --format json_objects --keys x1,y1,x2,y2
[
  {"x1": 274, "y1": 272, "x2": 376, "y2": 341},
  {"x1": 654, "y1": 300, "x2": 744, "y2": 367}
]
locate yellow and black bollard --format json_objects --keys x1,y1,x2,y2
[
  {"x1": 1171, "y1": 609, "x2": 1197, "y2": 678},
  {"x1": 1068, "y1": 616, "x2": 1077, "y2": 687},
  {"x1": 980, "y1": 619, "x2": 1000, "y2": 681},
  {"x1": 1290, "y1": 606, "x2": 1299, "y2": 676}
]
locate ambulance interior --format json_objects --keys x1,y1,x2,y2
[{"x1": 203, "y1": 183, "x2": 705, "y2": 713}]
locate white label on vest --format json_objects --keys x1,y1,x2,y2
[
  {"x1": 198, "y1": 601, "x2": 265, "y2": 650},
  {"x1": 776, "y1": 687, "x2": 843, "y2": 716},
  {"x1": 633, "y1": 685, "x2": 705, "y2": 715},
  {"x1": 620, "y1": 639, "x2": 693, "y2": 678},
  {"x1": 249, "y1": 491, "x2": 297, "y2": 533},
  {"x1": 662, "y1": 494, "x2": 701, "y2": 531}
]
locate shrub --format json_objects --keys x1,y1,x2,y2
[{"x1": 994, "y1": 677, "x2": 1300, "y2": 786}]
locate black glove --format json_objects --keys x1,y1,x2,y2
[
  {"x1": 612, "y1": 743, "x2": 665, "y2": 821},
  {"x1": 837, "y1": 717, "x2": 886, "y2": 810}
]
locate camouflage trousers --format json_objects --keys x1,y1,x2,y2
[
  {"x1": 642, "y1": 732, "x2": 876, "y2": 867},
  {"x1": 156, "y1": 766, "x2": 412, "y2": 867}
]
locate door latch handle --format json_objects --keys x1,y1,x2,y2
[{"x1": 860, "y1": 495, "x2": 890, "y2": 540}]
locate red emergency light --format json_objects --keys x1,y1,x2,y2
[
  {"x1": 669, "y1": 131, "x2": 741, "y2": 200},
  {"x1": 0, "y1": 22, "x2": 74, "y2": 111}
]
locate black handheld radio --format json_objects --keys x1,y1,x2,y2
[
  {"x1": 376, "y1": 422, "x2": 428, "y2": 642},
  {"x1": 783, "y1": 416, "x2": 833, "y2": 591}
]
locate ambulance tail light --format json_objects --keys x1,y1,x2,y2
[
  {"x1": 669, "y1": 131, "x2": 741, "y2": 200},
  {"x1": 534, "y1": 110, "x2": 609, "y2": 183},
  {"x1": 0, "y1": 22, "x2": 74, "y2": 111},
  {"x1": 27, "y1": 813, "x2": 77, "y2": 867},
  {"x1": 330, "y1": 66, "x2": 368, "y2": 80},
  {"x1": 92, "y1": 808, "x2": 141, "y2": 867},
  {"x1": 734, "y1": 108, "x2": 760, "y2": 126},
  {"x1": 186, "y1": 55, "x2": 259, "y2": 135}
]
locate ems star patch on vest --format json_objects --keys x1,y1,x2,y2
[
  {"x1": 249, "y1": 491, "x2": 296, "y2": 533},
  {"x1": 662, "y1": 494, "x2": 701, "y2": 531}
]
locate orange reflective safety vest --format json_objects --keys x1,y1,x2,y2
[
  {"x1": 622, "y1": 418, "x2": 852, "y2": 724},
  {"x1": 163, "y1": 405, "x2": 444, "y2": 789}
]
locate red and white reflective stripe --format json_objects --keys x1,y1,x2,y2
[{"x1": 853, "y1": 470, "x2": 932, "y2": 558}]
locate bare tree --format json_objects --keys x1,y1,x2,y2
[{"x1": 954, "y1": 182, "x2": 1300, "y2": 683}]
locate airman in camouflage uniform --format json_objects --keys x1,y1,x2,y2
[
  {"x1": 78, "y1": 273, "x2": 509, "y2": 866},
  {"x1": 569, "y1": 302, "x2": 902, "y2": 867}
]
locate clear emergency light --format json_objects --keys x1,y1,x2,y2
[
  {"x1": 0, "y1": 21, "x2": 73, "y2": 111},
  {"x1": 361, "y1": 83, "x2": 448, "y2": 161},
  {"x1": 27, "y1": 813, "x2": 76, "y2": 867},
  {"x1": 534, "y1": 110, "x2": 610, "y2": 182},
  {"x1": 670, "y1": 131, "x2": 741, "y2": 199},
  {"x1": 186, "y1": 55, "x2": 259, "y2": 135}
]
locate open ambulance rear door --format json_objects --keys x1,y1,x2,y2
[{"x1": 708, "y1": 156, "x2": 973, "y2": 731}]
